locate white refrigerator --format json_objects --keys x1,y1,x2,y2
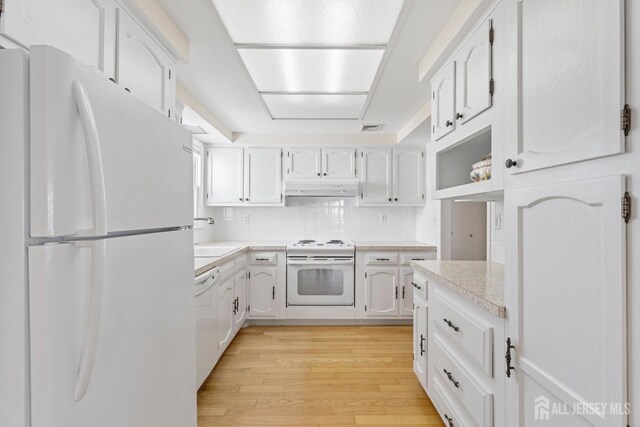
[{"x1": 0, "y1": 46, "x2": 197, "y2": 427}]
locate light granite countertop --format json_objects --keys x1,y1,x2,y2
[
  {"x1": 353, "y1": 241, "x2": 437, "y2": 251},
  {"x1": 194, "y1": 241, "x2": 288, "y2": 276},
  {"x1": 411, "y1": 260, "x2": 505, "y2": 317}
]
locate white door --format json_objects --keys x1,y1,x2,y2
[
  {"x1": 413, "y1": 295, "x2": 428, "y2": 388},
  {"x1": 206, "y1": 147, "x2": 244, "y2": 205},
  {"x1": 505, "y1": 175, "x2": 627, "y2": 426},
  {"x1": 28, "y1": 230, "x2": 196, "y2": 427},
  {"x1": 287, "y1": 147, "x2": 321, "y2": 178},
  {"x1": 323, "y1": 148, "x2": 356, "y2": 179},
  {"x1": 248, "y1": 268, "x2": 278, "y2": 318},
  {"x1": 28, "y1": 46, "x2": 191, "y2": 238},
  {"x1": 116, "y1": 8, "x2": 175, "y2": 116},
  {"x1": 506, "y1": 0, "x2": 625, "y2": 173},
  {"x1": 0, "y1": 0, "x2": 117, "y2": 79},
  {"x1": 233, "y1": 271, "x2": 247, "y2": 331},
  {"x1": 455, "y1": 18, "x2": 493, "y2": 125},
  {"x1": 400, "y1": 268, "x2": 414, "y2": 317},
  {"x1": 217, "y1": 277, "x2": 234, "y2": 353},
  {"x1": 393, "y1": 149, "x2": 425, "y2": 204},
  {"x1": 244, "y1": 148, "x2": 282, "y2": 205},
  {"x1": 360, "y1": 149, "x2": 392, "y2": 205},
  {"x1": 431, "y1": 61, "x2": 456, "y2": 141},
  {"x1": 365, "y1": 268, "x2": 399, "y2": 316}
]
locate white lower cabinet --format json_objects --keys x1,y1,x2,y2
[
  {"x1": 233, "y1": 270, "x2": 247, "y2": 332},
  {"x1": 400, "y1": 268, "x2": 415, "y2": 316},
  {"x1": 413, "y1": 295, "x2": 428, "y2": 390},
  {"x1": 364, "y1": 268, "x2": 399, "y2": 316},
  {"x1": 248, "y1": 267, "x2": 278, "y2": 318},
  {"x1": 216, "y1": 276, "x2": 235, "y2": 354}
]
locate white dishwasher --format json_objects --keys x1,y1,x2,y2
[{"x1": 195, "y1": 266, "x2": 220, "y2": 388}]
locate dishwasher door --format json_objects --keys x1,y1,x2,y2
[{"x1": 195, "y1": 267, "x2": 219, "y2": 388}]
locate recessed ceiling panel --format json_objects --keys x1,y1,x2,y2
[
  {"x1": 238, "y1": 48, "x2": 384, "y2": 92},
  {"x1": 212, "y1": 0, "x2": 405, "y2": 45},
  {"x1": 262, "y1": 94, "x2": 367, "y2": 119}
]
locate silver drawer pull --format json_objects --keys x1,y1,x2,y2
[
  {"x1": 411, "y1": 258, "x2": 425, "y2": 261},
  {"x1": 255, "y1": 258, "x2": 270, "y2": 261},
  {"x1": 376, "y1": 258, "x2": 390, "y2": 261},
  {"x1": 443, "y1": 369, "x2": 460, "y2": 388},
  {"x1": 443, "y1": 318, "x2": 460, "y2": 332}
]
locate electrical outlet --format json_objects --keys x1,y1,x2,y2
[
  {"x1": 494, "y1": 213, "x2": 502, "y2": 230},
  {"x1": 243, "y1": 215, "x2": 250, "y2": 224},
  {"x1": 379, "y1": 213, "x2": 388, "y2": 223}
]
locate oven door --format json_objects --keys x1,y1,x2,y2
[{"x1": 287, "y1": 258, "x2": 354, "y2": 306}]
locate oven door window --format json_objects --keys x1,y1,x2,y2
[{"x1": 297, "y1": 269, "x2": 344, "y2": 296}]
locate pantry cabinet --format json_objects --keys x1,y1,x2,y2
[
  {"x1": 0, "y1": 0, "x2": 117, "y2": 78},
  {"x1": 116, "y1": 8, "x2": 175, "y2": 117},
  {"x1": 504, "y1": 0, "x2": 626, "y2": 174},
  {"x1": 206, "y1": 147, "x2": 283, "y2": 206},
  {"x1": 248, "y1": 267, "x2": 278, "y2": 319}
]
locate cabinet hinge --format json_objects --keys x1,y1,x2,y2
[
  {"x1": 365, "y1": 305, "x2": 367, "y2": 311},
  {"x1": 364, "y1": 272, "x2": 368, "y2": 278},
  {"x1": 168, "y1": 109, "x2": 171, "y2": 118},
  {"x1": 622, "y1": 104, "x2": 631, "y2": 136},
  {"x1": 287, "y1": 168, "x2": 290, "y2": 175},
  {"x1": 287, "y1": 151, "x2": 290, "y2": 157},
  {"x1": 421, "y1": 151, "x2": 425, "y2": 158},
  {"x1": 623, "y1": 192, "x2": 631, "y2": 223},
  {"x1": 248, "y1": 272, "x2": 251, "y2": 279},
  {"x1": 168, "y1": 69, "x2": 172, "y2": 79},
  {"x1": 361, "y1": 193, "x2": 364, "y2": 200},
  {"x1": 280, "y1": 194, "x2": 283, "y2": 202},
  {"x1": 280, "y1": 151, "x2": 283, "y2": 158},
  {"x1": 422, "y1": 193, "x2": 425, "y2": 200},
  {"x1": 361, "y1": 151, "x2": 363, "y2": 157},
  {"x1": 248, "y1": 305, "x2": 250, "y2": 312},
  {"x1": 206, "y1": 193, "x2": 209, "y2": 199},
  {"x1": 489, "y1": 78, "x2": 495, "y2": 97},
  {"x1": 432, "y1": 91, "x2": 435, "y2": 100},
  {"x1": 489, "y1": 25, "x2": 494, "y2": 45}
]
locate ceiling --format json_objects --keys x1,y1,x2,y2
[{"x1": 161, "y1": 0, "x2": 460, "y2": 136}]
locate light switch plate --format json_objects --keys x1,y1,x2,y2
[
  {"x1": 243, "y1": 215, "x2": 250, "y2": 224},
  {"x1": 494, "y1": 213, "x2": 502, "y2": 230},
  {"x1": 379, "y1": 213, "x2": 387, "y2": 223}
]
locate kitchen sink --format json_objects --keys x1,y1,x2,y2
[{"x1": 194, "y1": 245, "x2": 238, "y2": 257}]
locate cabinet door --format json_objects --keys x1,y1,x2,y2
[
  {"x1": 431, "y1": 61, "x2": 456, "y2": 141},
  {"x1": 400, "y1": 268, "x2": 414, "y2": 317},
  {"x1": 1, "y1": 0, "x2": 117, "y2": 78},
  {"x1": 393, "y1": 149, "x2": 425, "y2": 204},
  {"x1": 365, "y1": 268, "x2": 399, "y2": 316},
  {"x1": 287, "y1": 147, "x2": 321, "y2": 178},
  {"x1": 244, "y1": 148, "x2": 282, "y2": 205},
  {"x1": 323, "y1": 148, "x2": 356, "y2": 179},
  {"x1": 217, "y1": 278, "x2": 234, "y2": 353},
  {"x1": 413, "y1": 295, "x2": 428, "y2": 389},
  {"x1": 506, "y1": 0, "x2": 625, "y2": 173},
  {"x1": 233, "y1": 271, "x2": 247, "y2": 331},
  {"x1": 248, "y1": 268, "x2": 278, "y2": 318},
  {"x1": 455, "y1": 18, "x2": 492, "y2": 125},
  {"x1": 206, "y1": 148, "x2": 244, "y2": 205},
  {"x1": 116, "y1": 8, "x2": 175, "y2": 116},
  {"x1": 360, "y1": 149, "x2": 392, "y2": 205},
  {"x1": 505, "y1": 176, "x2": 627, "y2": 426}
]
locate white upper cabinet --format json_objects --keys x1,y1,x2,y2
[
  {"x1": 116, "y1": 8, "x2": 175, "y2": 117},
  {"x1": 505, "y1": 0, "x2": 625, "y2": 173},
  {"x1": 206, "y1": 147, "x2": 244, "y2": 205},
  {"x1": 393, "y1": 149, "x2": 425, "y2": 204},
  {"x1": 360, "y1": 149, "x2": 393, "y2": 204},
  {"x1": 364, "y1": 268, "x2": 399, "y2": 316},
  {"x1": 505, "y1": 175, "x2": 627, "y2": 426},
  {"x1": 0, "y1": 0, "x2": 117, "y2": 78},
  {"x1": 287, "y1": 148, "x2": 321, "y2": 178},
  {"x1": 323, "y1": 148, "x2": 356, "y2": 179},
  {"x1": 431, "y1": 62, "x2": 456, "y2": 141},
  {"x1": 244, "y1": 148, "x2": 282, "y2": 205},
  {"x1": 455, "y1": 18, "x2": 493, "y2": 125}
]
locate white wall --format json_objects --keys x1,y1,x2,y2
[{"x1": 203, "y1": 200, "x2": 417, "y2": 242}]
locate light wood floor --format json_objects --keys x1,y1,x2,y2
[{"x1": 197, "y1": 325, "x2": 444, "y2": 426}]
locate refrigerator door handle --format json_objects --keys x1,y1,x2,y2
[{"x1": 72, "y1": 80, "x2": 108, "y2": 236}]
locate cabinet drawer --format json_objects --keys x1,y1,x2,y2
[
  {"x1": 413, "y1": 271, "x2": 428, "y2": 301},
  {"x1": 401, "y1": 251, "x2": 436, "y2": 265},
  {"x1": 432, "y1": 290, "x2": 493, "y2": 375},
  {"x1": 365, "y1": 253, "x2": 399, "y2": 265},
  {"x1": 219, "y1": 261, "x2": 235, "y2": 282},
  {"x1": 430, "y1": 376, "x2": 473, "y2": 427},
  {"x1": 234, "y1": 254, "x2": 248, "y2": 271},
  {"x1": 432, "y1": 334, "x2": 493, "y2": 427},
  {"x1": 250, "y1": 252, "x2": 277, "y2": 265}
]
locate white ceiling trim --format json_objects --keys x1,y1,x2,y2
[
  {"x1": 397, "y1": 103, "x2": 431, "y2": 143},
  {"x1": 176, "y1": 83, "x2": 234, "y2": 142}
]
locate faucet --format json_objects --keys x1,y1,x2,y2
[{"x1": 194, "y1": 217, "x2": 215, "y2": 225}]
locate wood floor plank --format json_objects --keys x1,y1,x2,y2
[{"x1": 197, "y1": 325, "x2": 444, "y2": 426}]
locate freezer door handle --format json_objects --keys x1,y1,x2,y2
[
  {"x1": 72, "y1": 80, "x2": 108, "y2": 236},
  {"x1": 74, "y1": 239, "x2": 106, "y2": 400}
]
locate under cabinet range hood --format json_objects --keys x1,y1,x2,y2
[{"x1": 284, "y1": 182, "x2": 359, "y2": 199}]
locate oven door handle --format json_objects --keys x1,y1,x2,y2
[{"x1": 287, "y1": 260, "x2": 354, "y2": 266}]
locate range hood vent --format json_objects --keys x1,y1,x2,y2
[{"x1": 285, "y1": 182, "x2": 359, "y2": 199}]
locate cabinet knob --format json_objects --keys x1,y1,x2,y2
[
  {"x1": 505, "y1": 158, "x2": 518, "y2": 169},
  {"x1": 445, "y1": 120, "x2": 453, "y2": 127},
  {"x1": 245, "y1": 198, "x2": 250, "y2": 201},
  {"x1": 317, "y1": 173, "x2": 321, "y2": 176},
  {"x1": 456, "y1": 112, "x2": 463, "y2": 120},
  {"x1": 388, "y1": 198, "x2": 392, "y2": 202},
  {"x1": 323, "y1": 173, "x2": 327, "y2": 176},
  {"x1": 239, "y1": 197, "x2": 243, "y2": 201},
  {"x1": 394, "y1": 198, "x2": 398, "y2": 201}
]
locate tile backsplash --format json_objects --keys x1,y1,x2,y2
[{"x1": 204, "y1": 198, "x2": 416, "y2": 242}]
